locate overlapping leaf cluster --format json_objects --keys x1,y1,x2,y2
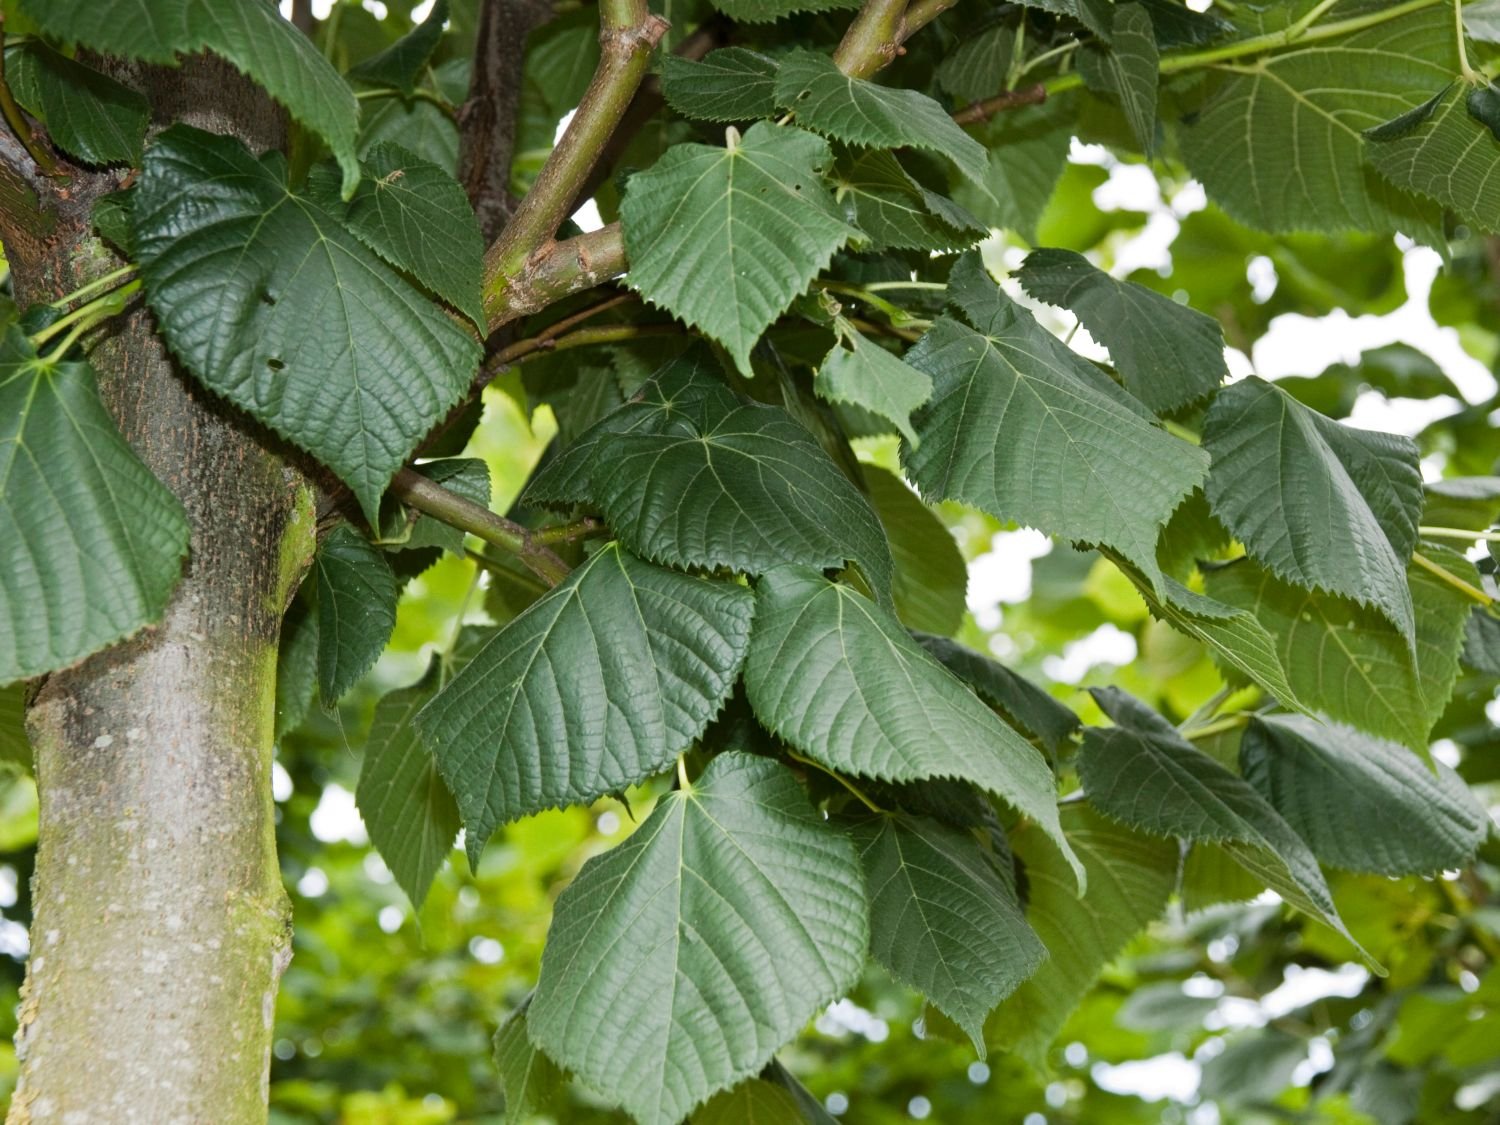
[{"x1": 3, "y1": 0, "x2": 1498, "y2": 1122}]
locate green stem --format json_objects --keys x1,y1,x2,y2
[
  {"x1": 862, "y1": 280, "x2": 948, "y2": 293},
  {"x1": 1044, "y1": 0, "x2": 1445, "y2": 95},
  {"x1": 48, "y1": 264, "x2": 137, "y2": 309},
  {"x1": 480, "y1": 2, "x2": 667, "y2": 326},
  {"x1": 1014, "y1": 39, "x2": 1081, "y2": 83},
  {"x1": 530, "y1": 516, "x2": 608, "y2": 546},
  {"x1": 354, "y1": 86, "x2": 456, "y2": 116},
  {"x1": 29, "y1": 280, "x2": 141, "y2": 350},
  {"x1": 1181, "y1": 712, "x2": 1252, "y2": 741},
  {"x1": 676, "y1": 753, "x2": 693, "y2": 792},
  {"x1": 1420, "y1": 525, "x2": 1500, "y2": 542},
  {"x1": 1413, "y1": 550, "x2": 1494, "y2": 606},
  {"x1": 389, "y1": 468, "x2": 572, "y2": 587},
  {"x1": 786, "y1": 750, "x2": 883, "y2": 813},
  {"x1": 1456, "y1": 0, "x2": 1483, "y2": 83},
  {"x1": 0, "y1": 25, "x2": 60, "y2": 177}
]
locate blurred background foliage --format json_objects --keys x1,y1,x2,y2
[{"x1": 1, "y1": 0, "x2": 1498, "y2": 1121}]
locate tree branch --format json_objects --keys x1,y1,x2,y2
[
  {"x1": 389, "y1": 468, "x2": 572, "y2": 586},
  {"x1": 459, "y1": 0, "x2": 555, "y2": 241},
  {"x1": 951, "y1": 81, "x2": 1046, "y2": 125},
  {"x1": 833, "y1": 0, "x2": 910, "y2": 78},
  {"x1": 480, "y1": 0, "x2": 668, "y2": 328}
]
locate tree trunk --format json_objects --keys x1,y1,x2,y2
[{"x1": 2, "y1": 61, "x2": 311, "y2": 1124}]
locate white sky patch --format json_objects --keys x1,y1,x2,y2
[
  {"x1": 272, "y1": 760, "x2": 294, "y2": 802},
  {"x1": 1043, "y1": 624, "x2": 1138, "y2": 684},
  {"x1": 817, "y1": 999, "x2": 890, "y2": 1042},
  {"x1": 1092, "y1": 1053, "x2": 1201, "y2": 1102},
  {"x1": 553, "y1": 110, "x2": 606, "y2": 232},
  {"x1": 361, "y1": 0, "x2": 389, "y2": 19},
  {"x1": 309, "y1": 782, "x2": 369, "y2": 845},
  {"x1": 412, "y1": 0, "x2": 437, "y2": 19},
  {"x1": 967, "y1": 528, "x2": 1053, "y2": 626}
]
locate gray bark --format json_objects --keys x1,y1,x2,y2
[{"x1": 2, "y1": 60, "x2": 313, "y2": 1124}]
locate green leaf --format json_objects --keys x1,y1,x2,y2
[
  {"x1": 693, "y1": 1079, "x2": 805, "y2": 1124},
  {"x1": 831, "y1": 149, "x2": 986, "y2": 253},
  {"x1": 1464, "y1": 609, "x2": 1500, "y2": 676},
  {"x1": 1240, "y1": 715, "x2": 1487, "y2": 876},
  {"x1": 275, "y1": 591, "x2": 319, "y2": 739},
  {"x1": 525, "y1": 357, "x2": 894, "y2": 597},
  {"x1": 864, "y1": 467, "x2": 967, "y2": 637},
  {"x1": 1108, "y1": 556, "x2": 1308, "y2": 712},
  {"x1": 761, "y1": 1059, "x2": 837, "y2": 1124},
  {"x1": 1361, "y1": 82, "x2": 1451, "y2": 141},
  {"x1": 1423, "y1": 475, "x2": 1500, "y2": 531},
  {"x1": 0, "y1": 328, "x2": 188, "y2": 685},
  {"x1": 1175, "y1": 0, "x2": 1451, "y2": 233},
  {"x1": 357, "y1": 668, "x2": 461, "y2": 909},
  {"x1": 622, "y1": 122, "x2": 858, "y2": 374},
  {"x1": 493, "y1": 998, "x2": 566, "y2": 1125},
  {"x1": 952, "y1": 96, "x2": 1073, "y2": 244},
  {"x1": 1015, "y1": 248, "x2": 1227, "y2": 412},
  {"x1": 850, "y1": 812, "x2": 1045, "y2": 1052},
  {"x1": 337, "y1": 143, "x2": 486, "y2": 327},
  {"x1": 661, "y1": 48, "x2": 779, "y2": 122},
  {"x1": 773, "y1": 50, "x2": 989, "y2": 188},
  {"x1": 988, "y1": 804, "x2": 1177, "y2": 1070},
  {"x1": 1366, "y1": 82, "x2": 1500, "y2": 233},
  {"x1": 816, "y1": 327, "x2": 931, "y2": 445},
  {"x1": 22, "y1": 0, "x2": 361, "y2": 193},
  {"x1": 1201, "y1": 1032, "x2": 1309, "y2": 1107},
  {"x1": 1080, "y1": 688, "x2": 1365, "y2": 957},
  {"x1": 1202, "y1": 376, "x2": 1422, "y2": 639},
  {"x1": 1079, "y1": 3, "x2": 1159, "y2": 154},
  {"x1": 5, "y1": 43, "x2": 149, "y2": 166},
  {"x1": 937, "y1": 24, "x2": 1015, "y2": 103},
  {"x1": 0, "y1": 685, "x2": 31, "y2": 771},
  {"x1": 705, "y1": 0, "x2": 859, "y2": 24},
  {"x1": 131, "y1": 126, "x2": 480, "y2": 524},
  {"x1": 1205, "y1": 552, "x2": 1473, "y2": 752},
  {"x1": 416, "y1": 543, "x2": 754, "y2": 863},
  {"x1": 189, "y1": 0, "x2": 362, "y2": 198},
  {"x1": 913, "y1": 633, "x2": 1081, "y2": 753},
  {"x1": 19, "y1": 0, "x2": 190, "y2": 65},
  {"x1": 744, "y1": 567, "x2": 1083, "y2": 887},
  {"x1": 347, "y1": 0, "x2": 449, "y2": 95},
  {"x1": 314, "y1": 525, "x2": 398, "y2": 703},
  {"x1": 1465, "y1": 0, "x2": 1500, "y2": 41},
  {"x1": 529, "y1": 752, "x2": 868, "y2": 1125},
  {"x1": 903, "y1": 256, "x2": 1208, "y2": 593}
]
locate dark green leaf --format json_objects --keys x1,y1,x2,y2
[
  {"x1": 831, "y1": 149, "x2": 986, "y2": 252},
  {"x1": 314, "y1": 525, "x2": 398, "y2": 703},
  {"x1": 693, "y1": 1079, "x2": 805, "y2": 1123},
  {"x1": 19, "y1": 0, "x2": 190, "y2": 64},
  {"x1": 1362, "y1": 83, "x2": 1452, "y2": 141},
  {"x1": 1176, "y1": 1, "x2": 1450, "y2": 234},
  {"x1": 1240, "y1": 714, "x2": 1487, "y2": 875},
  {"x1": 5, "y1": 43, "x2": 148, "y2": 165},
  {"x1": 937, "y1": 24, "x2": 1014, "y2": 103},
  {"x1": 1016, "y1": 248, "x2": 1227, "y2": 412},
  {"x1": 525, "y1": 357, "x2": 894, "y2": 597},
  {"x1": 1081, "y1": 688, "x2": 1365, "y2": 956},
  {"x1": 529, "y1": 752, "x2": 868, "y2": 1125},
  {"x1": 338, "y1": 143, "x2": 486, "y2": 327},
  {"x1": 622, "y1": 122, "x2": 857, "y2": 373},
  {"x1": 0, "y1": 685, "x2": 31, "y2": 770},
  {"x1": 661, "y1": 48, "x2": 779, "y2": 122},
  {"x1": 1464, "y1": 609, "x2": 1500, "y2": 675},
  {"x1": 744, "y1": 567, "x2": 1083, "y2": 886},
  {"x1": 347, "y1": 0, "x2": 449, "y2": 95},
  {"x1": 913, "y1": 632, "x2": 1081, "y2": 753},
  {"x1": 816, "y1": 328, "x2": 931, "y2": 445},
  {"x1": 989, "y1": 804, "x2": 1177, "y2": 1069},
  {"x1": 773, "y1": 50, "x2": 988, "y2": 188},
  {"x1": 851, "y1": 812, "x2": 1044, "y2": 1050},
  {"x1": 357, "y1": 667, "x2": 461, "y2": 908},
  {"x1": 865, "y1": 467, "x2": 967, "y2": 637},
  {"x1": 1423, "y1": 475, "x2": 1500, "y2": 531},
  {"x1": 131, "y1": 126, "x2": 480, "y2": 524},
  {"x1": 0, "y1": 328, "x2": 188, "y2": 685},
  {"x1": 1367, "y1": 82, "x2": 1500, "y2": 231},
  {"x1": 904, "y1": 256, "x2": 1208, "y2": 593},
  {"x1": 953, "y1": 96, "x2": 1073, "y2": 244},
  {"x1": 493, "y1": 998, "x2": 566, "y2": 1125},
  {"x1": 416, "y1": 543, "x2": 754, "y2": 863},
  {"x1": 1201, "y1": 1032, "x2": 1308, "y2": 1107},
  {"x1": 1079, "y1": 4, "x2": 1159, "y2": 154},
  {"x1": 1202, "y1": 377, "x2": 1422, "y2": 639},
  {"x1": 706, "y1": 0, "x2": 860, "y2": 24}
]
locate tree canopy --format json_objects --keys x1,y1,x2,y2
[{"x1": 0, "y1": 0, "x2": 1498, "y2": 1121}]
